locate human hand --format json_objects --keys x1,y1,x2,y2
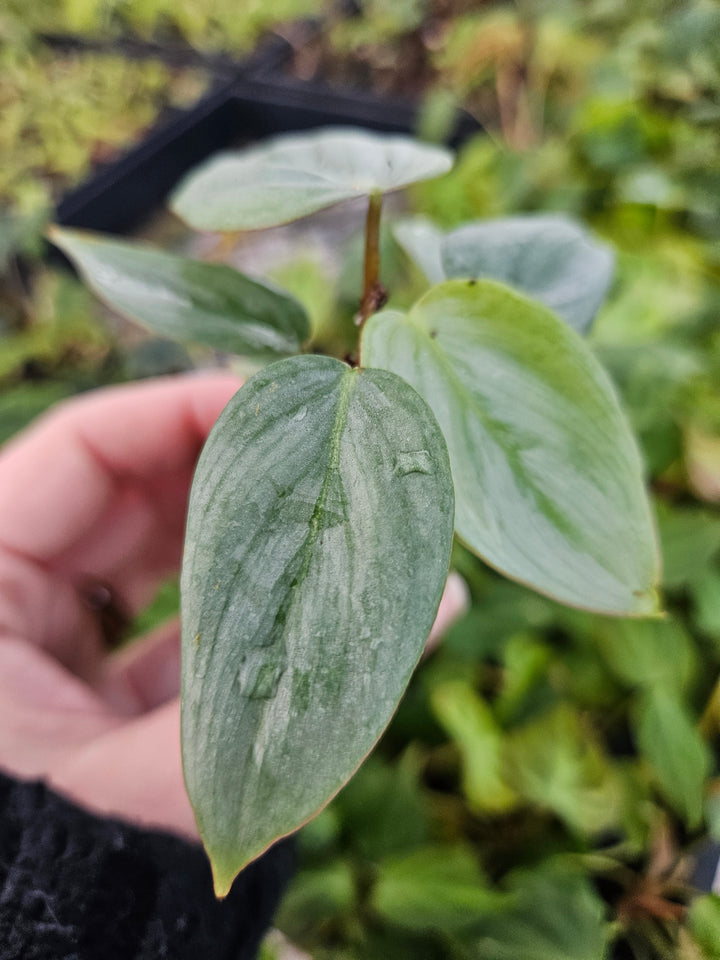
[{"x1": 0, "y1": 373, "x2": 467, "y2": 840}]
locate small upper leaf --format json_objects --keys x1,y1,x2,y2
[
  {"x1": 361, "y1": 279, "x2": 660, "y2": 615},
  {"x1": 49, "y1": 226, "x2": 310, "y2": 357},
  {"x1": 181, "y1": 355, "x2": 454, "y2": 895},
  {"x1": 441, "y1": 215, "x2": 615, "y2": 334},
  {"x1": 170, "y1": 127, "x2": 453, "y2": 231}
]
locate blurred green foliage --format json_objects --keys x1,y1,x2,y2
[{"x1": 2, "y1": 0, "x2": 720, "y2": 957}]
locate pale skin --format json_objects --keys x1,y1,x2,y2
[{"x1": 0, "y1": 373, "x2": 467, "y2": 842}]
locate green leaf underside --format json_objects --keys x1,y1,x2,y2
[
  {"x1": 170, "y1": 127, "x2": 453, "y2": 231},
  {"x1": 181, "y1": 355, "x2": 454, "y2": 895},
  {"x1": 441, "y1": 215, "x2": 615, "y2": 334},
  {"x1": 361, "y1": 280, "x2": 660, "y2": 615},
  {"x1": 49, "y1": 227, "x2": 310, "y2": 357}
]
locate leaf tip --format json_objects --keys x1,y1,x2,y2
[{"x1": 210, "y1": 857, "x2": 240, "y2": 900}]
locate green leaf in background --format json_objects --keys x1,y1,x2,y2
[
  {"x1": 334, "y1": 748, "x2": 428, "y2": 860},
  {"x1": 688, "y1": 895, "x2": 720, "y2": 957},
  {"x1": 431, "y1": 680, "x2": 519, "y2": 815},
  {"x1": 502, "y1": 704, "x2": 621, "y2": 836},
  {"x1": 685, "y1": 424, "x2": 720, "y2": 504},
  {"x1": 393, "y1": 217, "x2": 446, "y2": 284},
  {"x1": 470, "y1": 862, "x2": 610, "y2": 960},
  {"x1": 373, "y1": 845, "x2": 506, "y2": 935},
  {"x1": 181, "y1": 355, "x2": 454, "y2": 895},
  {"x1": 594, "y1": 616, "x2": 697, "y2": 696},
  {"x1": 657, "y1": 503, "x2": 720, "y2": 589},
  {"x1": 635, "y1": 689, "x2": 712, "y2": 828},
  {"x1": 494, "y1": 632, "x2": 553, "y2": 726},
  {"x1": 441, "y1": 215, "x2": 615, "y2": 335},
  {"x1": 48, "y1": 227, "x2": 310, "y2": 358},
  {"x1": 275, "y1": 860, "x2": 356, "y2": 944},
  {"x1": 171, "y1": 127, "x2": 453, "y2": 231},
  {"x1": 692, "y1": 567, "x2": 720, "y2": 639},
  {"x1": 362, "y1": 280, "x2": 660, "y2": 615}
]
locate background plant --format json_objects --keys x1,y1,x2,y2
[{"x1": 3, "y1": 1, "x2": 720, "y2": 958}]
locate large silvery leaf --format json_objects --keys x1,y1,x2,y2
[
  {"x1": 361, "y1": 280, "x2": 660, "y2": 615},
  {"x1": 182, "y1": 355, "x2": 454, "y2": 895},
  {"x1": 442, "y1": 215, "x2": 615, "y2": 334},
  {"x1": 49, "y1": 227, "x2": 309, "y2": 357},
  {"x1": 171, "y1": 127, "x2": 453, "y2": 231}
]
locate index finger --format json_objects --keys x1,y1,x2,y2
[{"x1": 0, "y1": 373, "x2": 240, "y2": 564}]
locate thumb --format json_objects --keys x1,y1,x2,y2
[{"x1": 47, "y1": 697, "x2": 198, "y2": 842}]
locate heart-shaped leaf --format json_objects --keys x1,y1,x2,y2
[
  {"x1": 171, "y1": 127, "x2": 453, "y2": 231},
  {"x1": 441, "y1": 215, "x2": 615, "y2": 334},
  {"x1": 361, "y1": 280, "x2": 660, "y2": 615},
  {"x1": 49, "y1": 227, "x2": 310, "y2": 357},
  {"x1": 181, "y1": 355, "x2": 454, "y2": 895}
]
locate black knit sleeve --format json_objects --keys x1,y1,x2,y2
[{"x1": 0, "y1": 769, "x2": 293, "y2": 960}]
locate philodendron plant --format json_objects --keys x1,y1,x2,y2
[{"x1": 50, "y1": 127, "x2": 661, "y2": 897}]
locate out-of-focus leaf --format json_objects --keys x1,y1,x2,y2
[
  {"x1": 686, "y1": 425, "x2": 720, "y2": 503},
  {"x1": 692, "y1": 568, "x2": 720, "y2": 639},
  {"x1": 131, "y1": 577, "x2": 179, "y2": 639},
  {"x1": 657, "y1": 503, "x2": 720, "y2": 589},
  {"x1": 503, "y1": 704, "x2": 620, "y2": 835},
  {"x1": 494, "y1": 633, "x2": 553, "y2": 725},
  {"x1": 275, "y1": 861, "x2": 356, "y2": 943},
  {"x1": 270, "y1": 256, "x2": 336, "y2": 347},
  {"x1": 171, "y1": 128, "x2": 453, "y2": 231},
  {"x1": 393, "y1": 217, "x2": 446, "y2": 284},
  {"x1": 295, "y1": 806, "x2": 341, "y2": 858},
  {"x1": 431, "y1": 681, "x2": 519, "y2": 815},
  {"x1": 635, "y1": 689, "x2": 712, "y2": 828},
  {"x1": 0, "y1": 208, "x2": 46, "y2": 270},
  {"x1": 334, "y1": 748, "x2": 428, "y2": 859},
  {"x1": 705, "y1": 784, "x2": 720, "y2": 843},
  {"x1": 689, "y1": 895, "x2": 720, "y2": 957},
  {"x1": 123, "y1": 338, "x2": 193, "y2": 379},
  {"x1": 439, "y1": 577, "x2": 555, "y2": 663},
  {"x1": 594, "y1": 616, "x2": 697, "y2": 695},
  {"x1": 373, "y1": 845, "x2": 506, "y2": 934},
  {"x1": 470, "y1": 862, "x2": 610, "y2": 960},
  {"x1": 442, "y1": 215, "x2": 615, "y2": 334}
]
